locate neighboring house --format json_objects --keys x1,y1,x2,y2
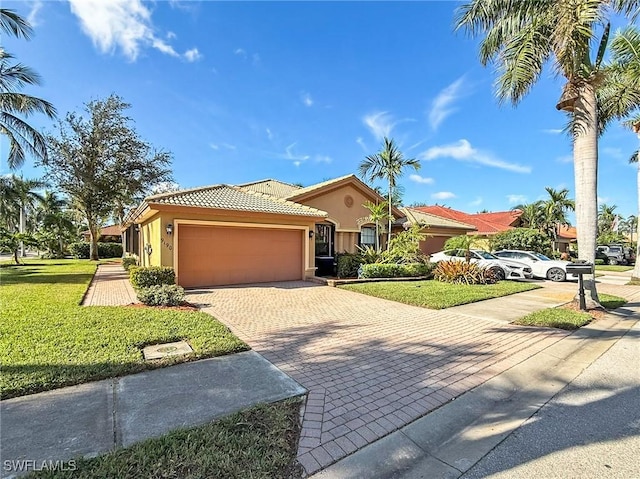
[
  {"x1": 122, "y1": 174, "x2": 471, "y2": 287},
  {"x1": 81, "y1": 225, "x2": 122, "y2": 243},
  {"x1": 413, "y1": 206, "x2": 523, "y2": 236},
  {"x1": 556, "y1": 225, "x2": 577, "y2": 253}
]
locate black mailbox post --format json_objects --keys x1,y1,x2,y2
[{"x1": 566, "y1": 262, "x2": 594, "y2": 310}]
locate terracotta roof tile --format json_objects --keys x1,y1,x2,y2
[
  {"x1": 147, "y1": 184, "x2": 327, "y2": 217},
  {"x1": 237, "y1": 179, "x2": 302, "y2": 198},
  {"x1": 399, "y1": 207, "x2": 476, "y2": 230},
  {"x1": 285, "y1": 174, "x2": 356, "y2": 199},
  {"x1": 414, "y1": 205, "x2": 518, "y2": 235}
]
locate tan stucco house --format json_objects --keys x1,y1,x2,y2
[{"x1": 122, "y1": 174, "x2": 473, "y2": 287}]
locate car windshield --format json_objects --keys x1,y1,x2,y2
[
  {"x1": 532, "y1": 252, "x2": 551, "y2": 261},
  {"x1": 474, "y1": 250, "x2": 497, "y2": 260},
  {"x1": 609, "y1": 246, "x2": 622, "y2": 253}
]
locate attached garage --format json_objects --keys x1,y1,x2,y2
[{"x1": 177, "y1": 224, "x2": 304, "y2": 287}]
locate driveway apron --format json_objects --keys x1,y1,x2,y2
[{"x1": 188, "y1": 282, "x2": 572, "y2": 475}]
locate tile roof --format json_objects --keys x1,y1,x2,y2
[
  {"x1": 82, "y1": 225, "x2": 122, "y2": 236},
  {"x1": 414, "y1": 205, "x2": 517, "y2": 235},
  {"x1": 285, "y1": 174, "x2": 357, "y2": 199},
  {"x1": 237, "y1": 179, "x2": 302, "y2": 198},
  {"x1": 558, "y1": 225, "x2": 577, "y2": 239},
  {"x1": 146, "y1": 184, "x2": 327, "y2": 217},
  {"x1": 472, "y1": 210, "x2": 522, "y2": 227},
  {"x1": 398, "y1": 207, "x2": 476, "y2": 230}
]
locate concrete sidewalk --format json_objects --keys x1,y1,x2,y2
[
  {"x1": 312, "y1": 291, "x2": 640, "y2": 479},
  {"x1": 0, "y1": 351, "x2": 305, "y2": 478}
]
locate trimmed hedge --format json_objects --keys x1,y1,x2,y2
[
  {"x1": 129, "y1": 266, "x2": 176, "y2": 289},
  {"x1": 359, "y1": 262, "x2": 435, "y2": 279},
  {"x1": 137, "y1": 284, "x2": 185, "y2": 306},
  {"x1": 336, "y1": 253, "x2": 365, "y2": 278},
  {"x1": 122, "y1": 256, "x2": 138, "y2": 271},
  {"x1": 69, "y1": 242, "x2": 123, "y2": 259}
]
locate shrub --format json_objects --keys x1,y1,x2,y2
[
  {"x1": 489, "y1": 228, "x2": 552, "y2": 254},
  {"x1": 69, "y1": 242, "x2": 123, "y2": 259},
  {"x1": 595, "y1": 258, "x2": 606, "y2": 265},
  {"x1": 122, "y1": 256, "x2": 138, "y2": 271},
  {"x1": 130, "y1": 266, "x2": 176, "y2": 289},
  {"x1": 137, "y1": 284, "x2": 185, "y2": 306},
  {"x1": 384, "y1": 224, "x2": 429, "y2": 264},
  {"x1": 359, "y1": 262, "x2": 435, "y2": 279},
  {"x1": 433, "y1": 260, "x2": 497, "y2": 285},
  {"x1": 336, "y1": 253, "x2": 364, "y2": 278}
]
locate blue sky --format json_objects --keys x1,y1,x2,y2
[{"x1": 3, "y1": 0, "x2": 638, "y2": 219}]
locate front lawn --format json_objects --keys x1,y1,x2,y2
[
  {"x1": 339, "y1": 280, "x2": 540, "y2": 309},
  {"x1": 30, "y1": 399, "x2": 302, "y2": 479},
  {"x1": 513, "y1": 293, "x2": 627, "y2": 330},
  {"x1": 1, "y1": 260, "x2": 248, "y2": 399},
  {"x1": 595, "y1": 265, "x2": 633, "y2": 272}
]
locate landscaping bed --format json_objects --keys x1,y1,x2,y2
[
  {"x1": 28, "y1": 398, "x2": 303, "y2": 479},
  {"x1": 0, "y1": 260, "x2": 248, "y2": 398},
  {"x1": 339, "y1": 280, "x2": 540, "y2": 309}
]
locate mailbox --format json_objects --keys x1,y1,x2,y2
[{"x1": 566, "y1": 262, "x2": 594, "y2": 275}]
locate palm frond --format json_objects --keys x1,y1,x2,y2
[
  {"x1": 0, "y1": 59, "x2": 43, "y2": 90},
  {"x1": 0, "y1": 9, "x2": 32, "y2": 40},
  {"x1": 0, "y1": 93, "x2": 56, "y2": 118},
  {"x1": 0, "y1": 111, "x2": 48, "y2": 169}
]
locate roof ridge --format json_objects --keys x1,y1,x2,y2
[
  {"x1": 145, "y1": 183, "x2": 226, "y2": 201},
  {"x1": 285, "y1": 174, "x2": 361, "y2": 199},
  {"x1": 236, "y1": 178, "x2": 302, "y2": 189},
  {"x1": 232, "y1": 186, "x2": 327, "y2": 215},
  {"x1": 401, "y1": 207, "x2": 477, "y2": 229}
]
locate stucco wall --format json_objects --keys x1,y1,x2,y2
[{"x1": 299, "y1": 185, "x2": 378, "y2": 232}]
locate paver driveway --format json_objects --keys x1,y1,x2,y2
[{"x1": 188, "y1": 282, "x2": 569, "y2": 475}]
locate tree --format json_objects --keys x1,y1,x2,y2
[
  {"x1": 630, "y1": 117, "x2": 640, "y2": 279},
  {"x1": 0, "y1": 175, "x2": 45, "y2": 256},
  {"x1": 34, "y1": 191, "x2": 77, "y2": 257},
  {"x1": 42, "y1": 95, "x2": 173, "y2": 260},
  {"x1": 359, "y1": 137, "x2": 420, "y2": 249},
  {"x1": 362, "y1": 200, "x2": 390, "y2": 252},
  {"x1": 455, "y1": 0, "x2": 637, "y2": 308},
  {"x1": 514, "y1": 202, "x2": 544, "y2": 229},
  {"x1": 489, "y1": 228, "x2": 552, "y2": 254},
  {"x1": 444, "y1": 234, "x2": 483, "y2": 263},
  {"x1": 0, "y1": 8, "x2": 56, "y2": 170},
  {"x1": 597, "y1": 203, "x2": 618, "y2": 236},
  {"x1": 542, "y1": 187, "x2": 575, "y2": 251}
]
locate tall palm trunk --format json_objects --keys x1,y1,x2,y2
[
  {"x1": 387, "y1": 183, "x2": 392, "y2": 250},
  {"x1": 573, "y1": 83, "x2": 601, "y2": 308},
  {"x1": 19, "y1": 202, "x2": 25, "y2": 257},
  {"x1": 634, "y1": 160, "x2": 640, "y2": 279}
]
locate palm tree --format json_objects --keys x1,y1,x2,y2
[
  {"x1": 1, "y1": 8, "x2": 56, "y2": 170},
  {"x1": 630, "y1": 117, "x2": 640, "y2": 278},
  {"x1": 362, "y1": 200, "x2": 390, "y2": 252},
  {"x1": 543, "y1": 187, "x2": 575, "y2": 251},
  {"x1": 514, "y1": 202, "x2": 544, "y2": 229},
  {"x1": 598, "y1": 203, "x2": 618, "y2": 236},
  {"x1": 359, "y1": 137, "x2": 420, "y2": 249},
  {"x1": 455, "y1": 0, "x2": 637, "y2": 308}
]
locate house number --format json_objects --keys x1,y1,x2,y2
[{"x1": 161, "y1": 237, "x2": 173, "y2": 251}]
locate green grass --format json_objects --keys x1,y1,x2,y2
[
  {"x1": 0, "y1": 260, "x2": 248, "y2": 399},
  {"x1": 628, "y1": 277, "x2": 640, "y2": 286},
  {"x1": 514, "y1": 293, "x2": 627, "y2": 330},
  {"x1": 595, "y1": 265, "x2": 633, "y2": 272},
  {"x1": 339, "y1": 280, "x2": 540, "y2": 309},
  {"x1": 29, "y1": 399, "x2": 303, "y2": 479}
]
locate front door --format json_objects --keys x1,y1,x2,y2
[{"x1": 315, "y1": 224, "x2": 335, "y2": 276}]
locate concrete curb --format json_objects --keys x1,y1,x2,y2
[{"x1": 310, "y1": 310, "x2": 638, "y2": 479}]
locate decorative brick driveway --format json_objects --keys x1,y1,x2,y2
[{"x1": 188, "y1": 283, "x2": 569, "y2": 475}]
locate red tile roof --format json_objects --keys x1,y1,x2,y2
[
  {"x1": 82, "y1": 225, "x2": 122, "y2": 237},
  {"x1": 414, "y1": 206, "x2": 522, "y2": 235},
  {"x1": 558, "y1": 225, "x2": 577, "y2": 239}
]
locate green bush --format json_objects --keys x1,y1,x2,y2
[
  {"x1": 384, "y1": 224, "x2": 429, "y2": 264},
  {"x1": 433, "y1": 260, "x2": 497, "y2": 285},
  {"x1": 595, "y1": 258, "x2": 606, "y2": 265},
  {"x1": 130, "y1": 266, "x2": 176, "y2": 289},
  {"x1": 336, "y1": 253, "x2": 364, "y2": 278},
  {"x1": 69, "y1": 242, "x2": 123, "y2": 259},
  {"x1": 122, "y1": 256, "x2": 138, "y2": 271},
  {"x1": 489, "y1": 228, "x2": 551, "y2": 255},
  {"x1": 137, "y1": 284, "x2": 185, "y2": 306},
  {"x1": 359, "y1": 262, "x2": 435, "y2": 279}
]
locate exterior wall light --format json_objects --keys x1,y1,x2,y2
[
  {"x1": 145, "y1": 244, "x2": 152, "y2": 255},
  {"x1": 309, "y1": 230, "x2": 314, "y2": 239},
  {"x1": 166, "y1": 223, "x2": 173, "y2": 235}
]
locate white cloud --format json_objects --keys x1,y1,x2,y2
[
  {"x1": 597, "y1": 196, "x2": 610, "y2": 204},
  {"x1": 429, "y1": 77, "x2": 465, "y2": 131},
  {"x1": 315, "y1": 155, "x2": 333, "y2": 164},
  {"x1": 420, "y1": 139, "x2": 531, "y2": 174},
  {"x1": 293, "y1": 161, "x2": 302, "y2": 167},
  {"x1": 356, "y1": 137, "x2": 368, "y2": 152},
  {"x1": 301, "y1": 92, "x2": 314, "y2": 107},
  {"x1": 184, "y1": 48, "x2": 202, "y2": 62},
  {"x1": 284, "y1": 143, "x2": 309, "y2": 162},
  {"x1": 234, "y1": 48, "x2": 247, "y2": 58},
  {"x1": 209, "y1": 143, "x2": 219, "y2": 150},
  {"x1": 363, "y1": 111, "x2": 395, "y2": 140},
  {"x1": 266, "y1": 128, "x2": 273, "y2": 140},
  {"x1": 507, "y1": 194, "x2": 527, "y2": 204},
  {"x1": 409, "y1": 174, "x2": 434, "y2": 185},
  {"x1": 27, "y1": 1, "x2": 43, "y2": 27},
  {"x1": 542, "y1": 128, "x2": 563, "y2": 134},
  {"x1": 166, "y1": 31, "x2": 177, "y2": 40},
  {"x1": 69, "y1": 0, "x2": 183, "y2": 61},
  {"x1": 432, "y1": 191, "x2": 456, "y2": 200},
  {"x1": 557, "y1": 154, "x2": 573, "y2": 163},
  {"x1": 470, "y1": 197, "x2": 483, "y2": 206}
]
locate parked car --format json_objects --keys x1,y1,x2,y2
[
  {"x1": 492, "y1": 250, "x2": 572, "y2": 282},
  {"x1": 430, "y1": 249, "x2": 533, "y2": 280},
  {"x1": 596, "y1": 244, "x2": 634, "y2": 265}
]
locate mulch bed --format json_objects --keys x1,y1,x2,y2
[{"x1": 560, "y1": 302, "x2": 607, "y2": 321}]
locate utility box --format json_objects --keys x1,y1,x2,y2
[{"x1": 566, "y1": 262, "x2": 594, "y2": 275}]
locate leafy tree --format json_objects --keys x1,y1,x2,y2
[
  {"x1": 0, "y1": 175, "x2": 45, "y2": 256},
  {"x1": 359, "y1": 137, "x2": 420, "y2": 249},
  {"x1": 0, "y1": 228, "x2": 36, "y2": 264},
  {"x1": 42, "y1": 95, "x2": 173, "y2": 260},
  {"x1": 382, "y1": 223, "x2": 428, "y2": 264},
  {"x1": 362, "y1": 200, "x2": 390, "y2": 252},
  {"x1": 0, "y1": 8, "x2": 56, "y2": 170},
  {"x1": 489, "y1": 228, "x2": 552, "y2": 255},
  {"x1": 454, "y1": 0, "x2": 638, "y2": 307}
]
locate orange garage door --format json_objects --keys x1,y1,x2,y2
[{"x1": 178, "y1": 225, "x2": 303, "y2": 287}]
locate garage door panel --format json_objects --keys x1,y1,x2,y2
[{"x1": 178, "y1": 225, "x2": 303, "y2": 287}]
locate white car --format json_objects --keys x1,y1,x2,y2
[
  {"x1": 430, "y1": 249, "x2": 533, "y2": 281},
  {"x1": 492, "y1": 250, "x2": 572, "y2": 282}
]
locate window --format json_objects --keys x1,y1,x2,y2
[
  {"x1": 315, "y1": 224, "x2": 333, "y2": 256},
  {"x1": 360, "y1": 227, "x2": 376, "y2": 248}
]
